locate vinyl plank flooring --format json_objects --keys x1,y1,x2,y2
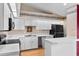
[{"x1": 21, "y1": 48, "x2": 44, "y2": 56}]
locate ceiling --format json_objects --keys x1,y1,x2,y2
[{"x1": 20, "y1": 3, "x2": 66, "y2": 17}]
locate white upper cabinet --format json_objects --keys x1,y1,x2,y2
[
  {"x1": 0, "y1": 3, "x2": 11, "y2": 30},
  {"x1": 25, "y1": 16, "x2": 64, "y2": 30},
  {"x1": 0, "y1": 3, "x2": 4, "y2": 30},
  {"x1": 25, "y1": 16, "x2": 51, "y2": 30},
  {"x1": 25, "y1": 16, "x2": 32, "y2": 26},
  {"x1": 4, "y1": 4, "x2": 11, "y2": 30},
  {"x1": 25, "y1": 16, "x2": 38, "y2": 26},
  {"x1": 4, "y1": 3, "x2": 17, "y2": 30},
  {"x1": 36, "y1": 20, "x2": 51, "y2": 30}
]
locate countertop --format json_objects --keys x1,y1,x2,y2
[
  {"x1": 45, "y1": 37, "x2": 76, "y2": 44},
  {"x1": 5, "y1": 34, "x2": 53, "y2": 40},
  {"x1": 1, "y1": 30, "x2": 53, "y2": 40}
]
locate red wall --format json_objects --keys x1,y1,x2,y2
[
  {"x1": 77, "y1": 5, "x2": 79, "y2": 38},
  {"x1": 77, "y1": 5, "x2": 79, "y2": 56},
  {"x1": 77, "y1": 41, "x2": 79, "y2": 56}
]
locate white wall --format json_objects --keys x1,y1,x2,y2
[
  {"x1": 67, "y1": 13, "x2": 77, "y2": 38},
  {"x1": 0, "y1": 3, "x2": 4, "y2": 30},
  {"x1": 66, "y1": 4, "x2": 77, "y2": 38}
]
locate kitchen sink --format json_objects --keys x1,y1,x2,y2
[{"x1": 25, "y1": 35, "x2": 36, "y2": 37}]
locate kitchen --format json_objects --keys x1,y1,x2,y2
[{"x1": 0, "y1": 3, "x2": 77, "y2": 56}]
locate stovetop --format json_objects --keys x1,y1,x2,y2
[{"x1": 0, "y1": 39, "x2": 20, "y2": 45}]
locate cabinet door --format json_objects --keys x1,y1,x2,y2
[
  {"x1": 0, "y1": 3, "x2": 4, "y2": 30},
  {"x1": 36, "y1": 21, "x2": 51, "y2": 30},
  {"x1": 24, "y1": 37, "x2": 32, "y2": 50},
  {"x1": 45, "y1": 41, "x2": 51, "y2": 56},
  {"x1": 20, "y1": 37, "x2": 38, "y2": 50},
  {"x1": 4, "y1": 4, "x2": 10, "y2": 30},
  {"x1": 31, "y1": 37, "x2": 38, "y2": 49},
  {"x1": 20, "y1": 37, "x2": 31, "y2": 50},
  {"x1": 52, "y1": 43, "x2": 76, "y2": 56},
  {"x1": 19, "y1": 37, "x2": 25, "y2": 50}
]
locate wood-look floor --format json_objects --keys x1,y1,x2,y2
[{"x1": 21, "y1": 48, "x2": 44, "y2": 56}]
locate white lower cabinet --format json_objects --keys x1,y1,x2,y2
[
  {"x1": 31, "y1": 37, "x2": 38, "y2": 49},
  {"x1": 23, "y1": 37, "x2": 32, "y2": 50},
  {"x1": 19, "y1": 36, "x2": 38, "y2": 50},
  {"x1": 0, "y1": 44, "x2": 19, "y2": 56},
  {"x1": 45, "y1": 38, "x2": 76, "y2": 56},
  {"x1": 42, "y1": 36, "x2": 53, "y2": 48}
]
